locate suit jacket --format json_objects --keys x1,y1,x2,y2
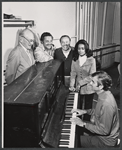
[
  {"x1": 54, "y1": 47, "x2": 73, "y2": 76},
  {"x1": 5, "y1": 44, "x2": 35, "y2": 84},
  {"x1": 70, "y1": 56, "x2": 96, "y2": 94}
]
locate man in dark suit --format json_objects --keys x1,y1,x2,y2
[
  {"x1": 54, "y1": 35, "x2": 74, "y2": 86},
  {"x1": 5, "y1": 28, "x2": 35, "y2": 85}
]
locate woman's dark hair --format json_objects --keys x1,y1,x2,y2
[
  {"x1": 87, "y1": 49, "x2": 93, "y2": 57},
  {"x1": 40, "y1": 32, "x2": 53, "y2": 42},
  {"x1": 91, "y1": 71, "x2": 112, "y2": 91},
  {"x1": 73, "y1": 39, "x2": 90, "y2": 61}
]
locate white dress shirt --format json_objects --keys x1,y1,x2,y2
[{"x1": 62, "y1": 48, "x2": 71, "y2": 58}]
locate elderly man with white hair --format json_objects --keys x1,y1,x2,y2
[{"x1": 5, "y1": 28, "x2": 35, "y2": 85}]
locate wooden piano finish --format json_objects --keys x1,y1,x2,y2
[{"x1": 4, "y1": 60, "x2": 69, "y2": 147}]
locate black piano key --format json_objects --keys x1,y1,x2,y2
[
  {"x1": 64, "y1": 117, "x2": 72, "y2": 120},
  {"x1": 66, "y1": 106, "x2": 72, "y2": 108},
  {"x1": 60, "y1": 135, "x2": 70, "y2": 139},
  {"x1": 63, "y1": 125, "x2": 71, "y2": 128},
  {"x1": 67, "y1": 100, "x2": 73, "y2": 102},
  {"x1": 60, "y1": 137, "x2": 70, "y2": 140},
  {"x1": 67, "y1": 103, "x2": 73, "y2": 105},
  {"x1": 63, "y1": 121, "x2": 71, "y2": 124},
  {"x1": 61, "y1": 130, "x2": 70, "y2": 133},
  {"x1": 68, "y1": 98, "x2": 74, "y2": 100},
  {"x1": 63, "y1": 126, "x2": 71, "y2": 129},
  {"x1": 60, "y1": 134, "x2": 70, "y2": 137},
  {"x1": 59, "y1": 141, "x2": 69, "y2": 144},
  {"x1": 65, "y1": 110, "x2": 72, "y2": 112},
  {"x1": 65, "y1": 109, "x2": 72, "y2": 111}
]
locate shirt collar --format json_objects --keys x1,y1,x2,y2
[{"x1": 62, "y1": 47, "x2": 71, "y2": 53}]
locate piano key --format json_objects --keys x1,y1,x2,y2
[
  {"x1": 59, "y1": 141, "x2": 69, "y2": 144},
  {"x1": 60, "y1": 136, "x2": 70, "y2": 139},
  {"x1": 61, "y1": 130, "x2": 70, "y2": 133},
  {"x1": 59, "y1": 92, "x2": 79, "y2": 148}
]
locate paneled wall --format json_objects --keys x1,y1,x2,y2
[{"x1": 77, "y1": 2, "x2": 120, "y2": 68}]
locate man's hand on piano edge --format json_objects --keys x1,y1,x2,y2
[
  {"x1": 71, "y1": 109, "x2": 87, "y2": 116},
  {"x1": 70, "y1": 117, "x2": 86, "y2": 127}
]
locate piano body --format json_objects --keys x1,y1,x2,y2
[{"x1": 4, "y1": 60, "x2": 81, "y2": 148}]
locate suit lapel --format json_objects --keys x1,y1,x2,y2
[
  {"x1": 82, "y1": 57, "x2": 92, "y2": 66},
  {"x1": 60, "y1": 49, "x2": 66, "y2": 60},
  {"x1": 19, "y1": 45, "x2": 32, "y2": 66},
  {"x1": 76, "y1": 57, "x2": 90, "y2": 68}
]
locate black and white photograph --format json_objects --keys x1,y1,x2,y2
[{"x1": 2, "y1": 1, "x2": 120, "y2": 148}]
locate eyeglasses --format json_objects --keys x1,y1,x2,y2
[{"x1": 21, "y1": 36, "x2": 34, "y2": 44}]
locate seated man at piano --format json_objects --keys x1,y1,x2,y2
[
  {"x1": 70, "y1": 71, "x2": 120, "y2": 148},
  {"x1": 34, "y1": 32, "x2": 56, "y2": 62},
  {"x1": 5, "y1": 28, "x2": 35, "y2": 85}
]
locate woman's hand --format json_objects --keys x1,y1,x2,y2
[
  {"x1": 75, "y1": 85, "x2": 80, "y2": 92},
  {"x1": 69, "y1": 86, "x2": 75, "y2": 92}
]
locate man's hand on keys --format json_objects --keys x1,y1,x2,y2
[{"x1": 71, "y1": 109, "x2": 87, "y2": 116}]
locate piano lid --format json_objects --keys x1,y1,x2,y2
[{"x1": 4, "y1": 60, "x2": 62, "y2": 105}]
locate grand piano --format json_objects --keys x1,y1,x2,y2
[{"x1": 4, "y1": 60, "x2": 80, "y2": 148}]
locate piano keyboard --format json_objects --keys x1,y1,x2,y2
[{"x1": 59, "y1": 92, "x2": 78, "y2": 148}]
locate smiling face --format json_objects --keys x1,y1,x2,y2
[
  {"x1": 60, "y1": 37, "x2": 71, "y2": 51},
  {"x1": 42, "y1": 36, "x2": 53, "y2": 50},
  {"x1": 78, "y1": 44, "x2": 86, "y2": 56}
]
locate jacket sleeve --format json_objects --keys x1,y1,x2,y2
[
  {"x1": 70, "y1": 61, "x2": 77, "y2": 87},
  {"x1": 85, "y1": 104, "x2": 114, "y2": 135},
  {"x1": 86, "y1": 109, "x2": 95, "y2": 115},
  {"x1": 34, "y1": 47, "x2": 53, "y2": 62},
  {"x1": 78, "y1": 75, "x2": 92, "y2": 86},
  {"x1": 5, "y1": 50, "x2": 20, "y2": 84},
  {"x1": 90, "y1": 58, "x2": 96, "y2": 74}
]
